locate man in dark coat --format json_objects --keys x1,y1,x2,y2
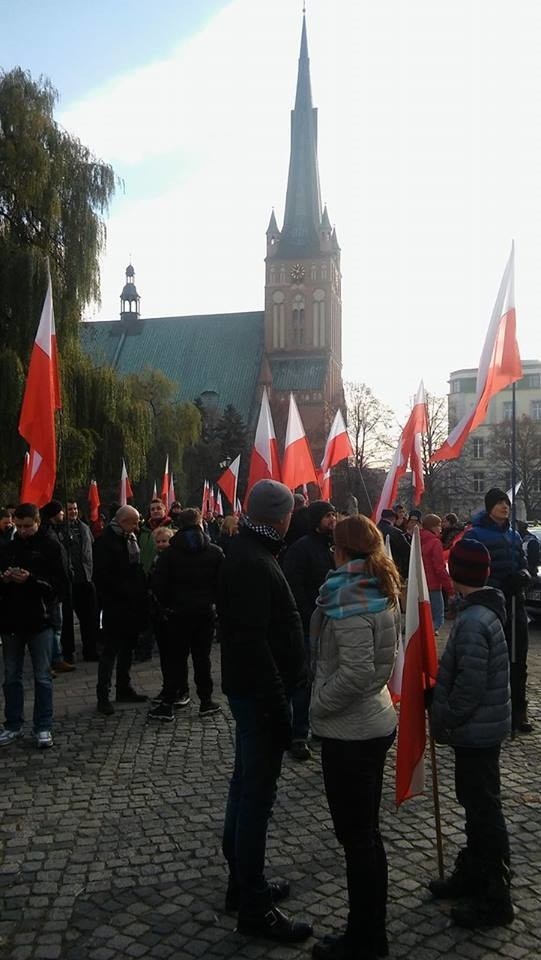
[
  {"x1": 150, "y1": 507, "x2": 223, "y2": 720},
  {"x1": 93, "y1": 505, "x2": 148, "y2": 714},
  {"x1": 282, "y1": 499, "x2": 336, "y2": 760},
  {"x1": 57, "y1": 500, "x2": 99, "y2": 662},
  {"x1": 219, "y1": 480, "x2": 312, "y2": 944},
  {"x1": 429, "y1": 539, "x2": 513, "y2": 929},
  {"x1": 463, "y1": 487, "x2": 531, "y2": 732},
  {"x1": 377, "y1": 508, "x2": 410, "y2": 580}
]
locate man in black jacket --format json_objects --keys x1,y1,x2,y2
[
  {"x1": 57, "y1": 500, "x2": 99, "y2": 662},
  {"x1": 282, "y1": 499, "x2": 336, "y2": 760},
  {"x1": 219, "y1": 480, "x2": 312, "y2": 944},
  {"x1": 93, "y1": 505, "x2": 148, "y2": 714},
  {"x1": 377, "y1": 508, "x2": 410, "y2": 580}
]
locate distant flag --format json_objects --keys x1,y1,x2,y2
[
  {"x1": 245, "y1": 387, "x2": 282, "y2": 500},
  {"x1": 281, "y1": 393, "x2": 318, "y2": 490},
  {"x1": 167, "y1": 472, "x2": 175, "y2": 509},
  {"x1": 152, "y1": 480, "x2": 157, "y2": 499},
  {"x1": 20, "y1": 452, "x2": 30, "y2": 503},
  {"x1": 321, "y1": 408, "x2": 353, "y2": 474},
  {"x1": 202, "y1": 479, "x2": 210, "y2": 514},
  {"x1": 506, "y1": 479, "x2": 522, "y2": 500},
  {"x1": 394, "y1": 526, "x2": 439, "y2": 806},
  {"x1": 160, "y1": 455, "x2": 170, "y2": 504},
  {"x1": 120, "y1": 459, "x2": 133, "y2": 507},
  {"x1": 208, "y1": 485, "x2": 216, "y2": 515},
  {"x1": 87, "y1": 480, "x2": 100, "y2": 523},
  {"x1": 433, "y1": 243, "x2": 522, "y2": 461},
  {"x1": 215, "y1": 491, "x2": 224, "y2": 517},
  {"x1": 18, "y1": 266, "x2": 62, "y2": 506},
  {"x1": 217, "y1": 455, "x2": 241, "y2": 508},
  {"x1": 373, "y1": 381, "x2": 427, "y2": 522}
]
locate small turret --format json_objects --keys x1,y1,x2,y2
[
  {"x1": 120, "y1": 263, "x2": 141, "y2": 323},
  {"x1": 266, "y1": 209, "x2": 280, "y2": 256}
]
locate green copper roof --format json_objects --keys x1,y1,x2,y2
[
  {"x1": 269, "y1": 356, "x2": 327, "y2": 391},
  {"x1": 80, "y1": 312, "x2": 265, "y2": 422}
]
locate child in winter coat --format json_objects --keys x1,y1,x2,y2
[{"x1": 420, "y1": 514, "x2": 454, "y2": 631}]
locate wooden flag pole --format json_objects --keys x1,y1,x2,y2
[{"x1": 429, "y1": 732, "x2": 445, "y2": 880}]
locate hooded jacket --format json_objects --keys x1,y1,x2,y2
[
  {"x1": 429, "y1": 588, "x2": 511, "y2": 747},
  {"x1": 151, "y1": 525, "x2": 223, "y2": 615},
  {"x1": 463, "y1": 511, "x2": 525, "y2": 590}
]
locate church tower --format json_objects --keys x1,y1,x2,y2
[
  {"x1": 264, "y1": 13, "x2": 342, "y2": 453},
  {"x1": 120, "y1": 263, "x2": 141, "y2": 325}
]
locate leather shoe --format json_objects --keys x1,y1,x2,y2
[
  {"x1": 237, "y1": 905, "x2": 312, "y2": 942},
  {"x1": 225, "y1": 878, "x2": 290, "y2": 912},
  {"x1": 313, "y1": 933, "x2": 378, "y2": 959},
  {"x1": 116, "y1": 689, "x2": 148, "y2": 703},
  {"x1": 97, "y1": 700, "x2": 114, "y2": 716}
]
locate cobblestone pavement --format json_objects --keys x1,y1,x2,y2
[{"x1": 0, "y1": 624, "x2": 540, "y2": 960}]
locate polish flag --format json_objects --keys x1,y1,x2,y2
[
  {"x1": 87, "y1": 480, "x2": 101, "y2": 523},
  {"x1": 20, "y1": 452, "x2": 30, "y2": 502},
  {"x1": 217, "y1": 455, "x2": 240, "y2": 508},
  {"x1": 373, "y1": 381, "x2": 427, "y2": 522},
  {"x1": 245, "y1": 388, "x2": 282, "y2": 499},
  {"x1": 433, "y1": 243, "x2": 522, "y2": 461},
  {"x1": 394, "y1": 526, "x2": 439, "y2": 806},
  {"x1": 120, "y1": 459, "x2": 133, "y2": 506},
  {"x1": 281, "y1": 393, "x2": 318, "y2": 490},
  {"x1": 321, "y1": 408, "x2": 353, "y2": 474},
  {"x1": 215, "y1": 491, "x2": 224, "y2": 517},
  {"x1": 19, "y1": 268, "x2": 62, "y2": 506},
  {"x1": 208, "y1": 485, "x2": 216, "y2": 514},
  {"x1": 152, "y1": 480, "x2": 157, "y2": 499},
  {"x1": 316, "y1": 468, "x2": 331, "y2": 500},
  {"x1": 235, "y1": 497, "x2": 242, "y2": 516},
  {"x1": 201, "y1": 479, "x2": 209, "y2": 513},
  {"x1": 167, "y1": 473, "x2": 175, "y2": 509},
  {"x1": 160, "y1": 455, "x2": 170, "y2": 504}
]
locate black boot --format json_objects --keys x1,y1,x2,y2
[
  {"x1": 237, "y1": 905, "x2": 312, "y2": 942},
  {"x1": 451, "y1": 860, "x2": 514, "y2": 929},
  {"x1": 116, "y1": 687, "x2": 148, "y2": 703},
  {"x1": 513, "y1": 702, "x2": 533, "y2": 733},
  {"x1": 225, "y1": 877, "x2": 290, "y2": 912},
  {"x1": 313, "y1": 932, "x2": 377, "y2": 960},
  {"x1": 428, "y1": 849, "x2": 479, "y2": 900}
]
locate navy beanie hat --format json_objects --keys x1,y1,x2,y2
[
  {"x1": 449, "y1": 539, "x2": 490, "y2": 588},
  {"x1": 485, "y1": 488, "x2": 511, "y2": 513}
]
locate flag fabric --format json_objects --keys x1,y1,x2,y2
[
  {"x1": 373, "y1": 381, "x2": 427, "y2": 522},
  {"x1": 321, "y1": 408, "x2": 353, "y2": 474},
  {"x1": 281, "y1": 393, "x2": 318, "y2": 490},
  {"x1": 394, "y1": 526, "x2": 439, "y2": 806},
  {"x1": 208, "y1": 485, "x2": 216, "y2": 515},
  {"x1": 235, "y1": 497, "x2": 242, "y2": 516},
  {"x1": 316, "y1": 468, "x2": 331, "y2": 500},
  {"x1": 87, "y1": 480, "x2": 100, "y2": 523},
  {"x1": 217, "y1": 455, "x2": 240, "y2": 508},
  {"x1": 215, "y1": 491, "x2": 224, "y2": 517},
  {"x1": 433, "y1": 243, "x2": 522, "y2": 461},
  {"x1": 152, "y1": 480, "x2": 157, "y2": 499},
  {"x1": 18, "y1": 268, "x2": 62, "y2": 506},
  {"x1": 202, "y1": 479, "x2": 210, "y2": 514},
  {"x1": 167, "y1": 473, "x2": 175, "y2": 509},
  {"x1": 245, "y1": 388, "x2": 282, "y2": 499},
  {"x1": 20, "y1": 452, "x2": 30, "y2": 503},
  {"x1": 120, "y1": 459, "x2": 133, "y2": 507},
  {"x1": 160, "y1": 455, "x2": 170, "y2": 503}
]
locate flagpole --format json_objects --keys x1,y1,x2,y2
[
  {"x1": 510, "y1": 381, "x2": 517, "y2": 739},
  {"x1": 428, "y1": 733, "x2": 445, "y2": 880}
]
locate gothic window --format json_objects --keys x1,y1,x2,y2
[
  {"x1": 313, "y1": 289, "x2": 325, "y2": 346},
  {"x1": 311, "y1": 263, "x2": 317, "y2": 281},
  {"x1": 321, "y1": 262, "x2": 328, "y2": 280},
  {"x1": 272, "y1": 291, "x2": 285, "y2": 349},
  {"x1": 279, "y1": 266, "x2": 286, "y2": 283},
  {"x1": 292, "y1": 294, "x2": 305, "y2": 346},
  {"x1": 269, "y1": 267, "x2": 276, "y2": 284}
]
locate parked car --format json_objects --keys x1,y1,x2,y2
[{"x1": 524, "y1": 525, "x2": 541, "y2": 621}]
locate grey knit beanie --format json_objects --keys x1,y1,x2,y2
[{"x1": 247, "y1": 480, "x2": 295, "y2": 523}]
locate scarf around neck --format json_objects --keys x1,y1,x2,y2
[
  {"x1": 110, "y1": 518, "x2": 141, "y2": 564},
  {"x1": 316, "y1": 558, "x2": 391, "y2": 620}
]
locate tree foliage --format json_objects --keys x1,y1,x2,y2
[
  {"x1": 418, "y1": 392, "x2": 450, "y2": 511},
  {"x1": 489, "y1": 416, "x2": 541, "y2": 517},
  {"x1": 183, "y1": 399, "x2": 247, "y2": 507},
  {"x1": 344, "y1": 381, "x2": 393, "y2": 470}
]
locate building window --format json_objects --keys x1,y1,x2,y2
[
  {"x1": 532, "y1": 472, "x2": 541, "y2": 493},
  {"x1": 472, "y1": 437, "x2": 484, "y2": 459},
  {"x1": 531, "y1": 400, "x2": 541, "y2": 421},
  {"x1": 269, "y1": 267, "x2": 276, "y2": 284},
  {"x1": 473, "y1": 472, "x2": 485, "y2": 493},
  {"x1": 311, "y1": 263, "x2": 317, "y2": 280},
  {"x1": 321, "y1": 262, "x2": 328, "y2": 280},
  {"x1": 292, "y1": 294, "x2": 305, "y2": 346},
  {"x1": 450, "y1": 380, "x2": 460, "y2": 394},
  {"x1": 313, "y1": 289, "x2": 325, "y2": 346},
  {"x1": 279, "y1": 266, "x2": 286, "y2": 283},
  {"x1": 272, "y1": 291, "x2": 285, "y2": 349},
  {"x1": 502, "y1": 401, "x2": 513, "y2": 421},
  {"x1": 523, "y1": 373, "x2": 541, "y2": 388}
]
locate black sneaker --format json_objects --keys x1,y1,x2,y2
[
  {"x1": 237, "y1": 906, "x2": 312, "y2": 942},
  {"x1": 225, "y1": 878, "x2": 290, "y2": 912},
  {"x1": 116, "y1": 689, "x2": 148, "y2": 703},
  {"x1": 148, "y1": 702, "x2": 174, "y2": 722},
  {"x1": 151, "y1": 689, "x2": 167, "y2": 705},
  {"x1": 174, "y1": 693, "x2": 191, "y2": 708},
  {"x1": 199, "y1": 699, "x2": 221, "y2": 717},
  {"x1": 97, "y1": 700, "x2": 114, "y2": 716},
  {"x1": 289, "y1": 739, "x2": 312, "y2": 761}
]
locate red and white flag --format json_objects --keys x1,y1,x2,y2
[
  {"x1": 433, "y1": 243, "x2": 522, "y2": 461},
  {"x1": 152, "y1": 480, "x2": 157, "y2": 499},
  {"x1": 208, "y1": 485, "x2": 216, "y2": 515},
  {"x1": 87, "y1": 479, "x2": 100, "y2": 523},
  {"x1": 316, "y1": 468, "x2": 331, "y2": 500},
  {"x1": 245, "y1": 388, "x2": 282, "y2": 499},
  {"x1": 120, "y1": 459, "x2": 133, "y2": 506},
  {"x1": 281, "y1": 393, "x2": 318, "y2": 490},
  {"x1": 321, "y1": 408, "x2": 353, "y2": 474},
  {"x1": 20, "y1": 452, "x2": 30, "y2": 502},
  {"x1": 167, "y1": 472, "x2": 175, "y2": 509},
  {"x1": 393, "y1": 526, "x2": 439, "y2": 806},
  {"x1": 201, "y1": 479, "x2": 210, "y2": 514},
  {"x1": 217, "y1": 455, "x2": 240, "y2": 508},
  {"x1": 160, "y1": 455, "x2": 170, "y2": 504},
  {"x1": 235, "y1": 497, "x2": 242, "y2": 516},
  {"x1": 373, "y1": 381, "x2": 427, "y2": 522},
  {"x1": 215, "y1": 491, "x2": 224, "y2": 517},
  {"x1": 18, "y1": 268, "x2": 62, "y2": 506}
]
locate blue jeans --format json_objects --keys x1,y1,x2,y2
[
  {"x1": 429, "y1": 589, "x2": 444, "y2": 630},
  {"x1": 222, "y1": 696, "x2": 284, "y2": 913},
  {"x1": 2, "y1": 629, "x2": 54, "y2": 732}
]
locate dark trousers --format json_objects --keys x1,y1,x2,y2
[
  {"x1": 222, "y1": 696, "x2": 284, "y2": 913},
  {"x1": 61, "y1": 580, "x2": 99, "y2": 660},
  {"x1": 504, "y1": 596, "x2": 529, "y2": 724},
  {"x1": 291, "y1": 635, "x2": 310, "y2": 741},
  {"x1": 321, "y1": 733, "x2": 395, "y2": 948},
  {"x1": 161, "y1": 609, "x2": 214, "y2": 704},
  {"x1": 454, "y1": 746, "x2": 510, "y2": 864},
  {"x1": 96, "y1": 613, "x2": 138, "y2": 701}
]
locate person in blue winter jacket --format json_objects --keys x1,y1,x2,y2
[{"x1": 463, "y1": 487, "x2": 531, "y2": 733}]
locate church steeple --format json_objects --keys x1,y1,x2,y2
[
  {"x1": 120, "y1": 263, "x2": 141, "y2": 323},
  {"x1": 279, "y1": 14, "x2": 322, "y2": 255}
]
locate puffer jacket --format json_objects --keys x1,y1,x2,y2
[
  {"x1": 429, "y1": 587, "x2": 511, "y2": 747},
  {"x1": 420, "y1": 528, "x2": 454, "y2": 592},
  {"x1": 463, "y1": 511, "x2": 525, "y2": 590},
  {"x1": 309, "y1": 604, "x2": 399, "y2": 741}
]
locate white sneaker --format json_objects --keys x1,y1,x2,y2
[
  {"x1": 35, "y1": 730, "x2": 53, "y2": 749},
  {"x1": 0, "y1": 727, "x2": 23, "y2": 746}
]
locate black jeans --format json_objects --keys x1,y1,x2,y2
[
  {"x1": 454, "y1": 745, "x2": 510, "y2": 864},
  {"x1": 161, "y1": 609, "x2": 214, "y2": 704},
  {"x1": 222, "y1": 696, "x2": 284, "y2": 913},
  {"x1": 321, "y1": 733, "x2": 395, "y2": 948},
  {"x1": 61, "y1": 580, "x2": 99, "y2": 659},
  {"x1": 96, "y1": 612, "x2": 138, "y2": 700}
]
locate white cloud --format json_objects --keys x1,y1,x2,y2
[{"x1": 61, "y1": 0, "x2": 541, "y2": 419}]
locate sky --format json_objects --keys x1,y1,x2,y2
[{"x1": 3, "y1": 0, "x2": 541, "y2": 424}]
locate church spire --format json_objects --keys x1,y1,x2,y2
[{"x1": 279, "y1": 13, "x2": 322, "y2": 254}]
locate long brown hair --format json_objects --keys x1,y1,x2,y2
[{"x1": 334, "y1": 515, "x2": 402, "y2": 603}]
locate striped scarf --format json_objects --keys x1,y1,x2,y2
[{"x1": 316, "y1": 558, "x2": 391, "y2": 619}]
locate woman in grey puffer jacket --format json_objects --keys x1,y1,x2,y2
[{"x1": 310, "y1": 515, "x2": 401, "y2": 960}]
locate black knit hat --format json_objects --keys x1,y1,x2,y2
[
  {"x1": 307, "y1": 500, "x2": 335, "y2": 531},
  {"x1": 41, "y1": 499, "x2": 63, "y2": 520},
  {"x1": 485, "y1": 488, "x2": 511, "y2": 513},
  {"x1": 380, "y1": 508, "x2": 396, "y2": 521},
  {"x1": 449, "y1": 539, "x2": 490, "y2": 588}
]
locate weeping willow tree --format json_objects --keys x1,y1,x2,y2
[{"x1": 0, "y1": 68, "x2": 201, "y2": 504}]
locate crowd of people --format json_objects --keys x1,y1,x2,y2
[{"x1": 0, "y1": 479, "x2": 536, "y2": 956}]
